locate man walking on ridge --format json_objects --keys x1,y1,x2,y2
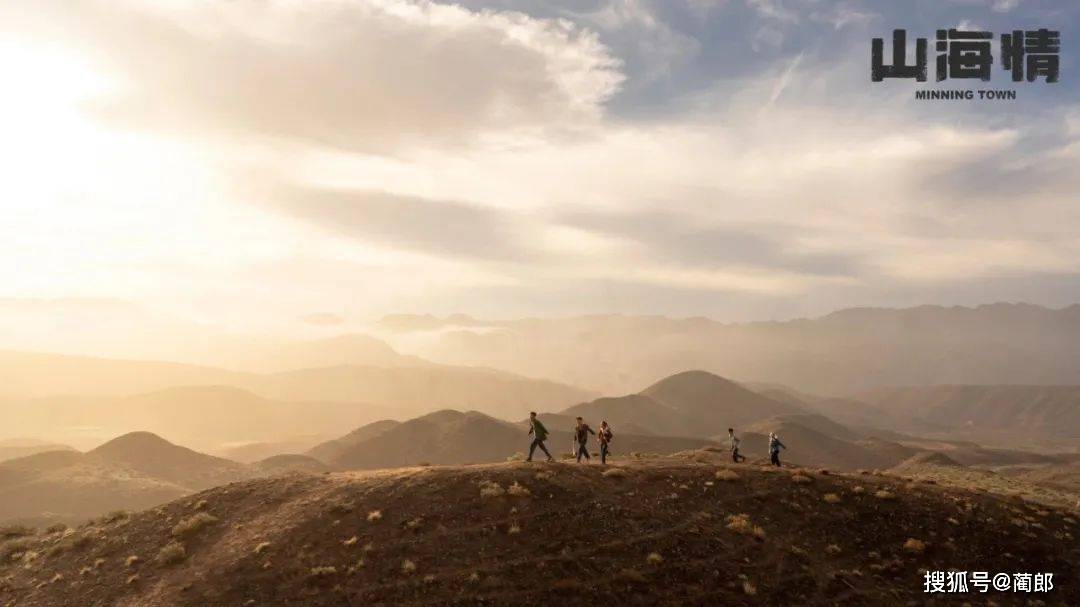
[
  {"x1": 728, "y1": 427, "x2": 746, "y2": 463},
  {"x1": 526, "y1": 411, "x2": 554, "y2": 462},
  {"x1": 768, "y1": 432, "x2": 786, "y2": 467},
  {"x1": 573, "y1": 417, "x2": 596, "y2": 463}
]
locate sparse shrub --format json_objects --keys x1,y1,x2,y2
[
  {"x1": 406, "y1": 518, "x2": 424, "y2": 530},
  {"x1": 947, "y1": 517, "x2": 960, "y2": 526},
  {"x1": 725, "y1": 514, "x2": 765, "y2": 539},
  {"x1": 535, "y1": 471, "x2": 554, "y2": 481},
  {"x1": 818, "y1": 469, "x2": 830, "y2": 475},
  {"x1": 192, "y1": 499, "x2": 208, "y2": 511},
  {"x1": 126, "y1": 574, "x2": 139, "y2": 585},
  {"x1": 101, "y1": 511, "x2": 129, "y2": 525},
  {"x1": 0, "y1": 525, "x2": 34, "y2": 539},
  {"x1": 715, "y1": 469, "x2": 739, "y2": 482},
  {"x1": 903, "y1": 538, "x2": 926, "y2": 554},
  {"x1": 508, "y1": 524, "x2": 521, "y2": 535},
  {"x1": 823, "y1": 493, "x2": 842, "y2": 504},
  {"x1": 44, "y1": 523, "x2": 67, "y2": 535},
  {"x1": 50, "y1": 573, "x2": 63, "y2": 584},
  {"x1": 309, "y1": 566, "x2": 337, "y2": 577},
  {"x1": 172, "y1": 513, "x2": 218, "y2": 539},
  {"x1": 791, "y1": 474, "x2": 813, "y2": 484},
  {"x1": 603, "y1": 467, "x2": 628, "y2": 479},
  {"x1": 506, "y1": 452, "x2": 525, "y2": 462},
  {"x1": 402, "y1": 559, "x2": 417, "y2": 574},
  {"x1": 852, "y1": 486, "x2": 865, "y2": 494},
  {"x1": 254, "y1": 541, "x2": 271, "y2": 555},
  {"x1": 466, "y1": 572, "x2": 480, "y2": 583},
  {"x1": 367, "y1": 510, "x2": 383, "y2": 522},
  {"x1": 646, "y1": 552, "x2": 663, "y2": 565},
  {"x1": 125, "y1": 555, "x2": 140, "y2": 567},
  {"x1": 742, "y1": 580, "x2": 757, "y2": 595},
  {"x1": 1, "y1": 537, "x2": 34, "y2": 562},
  {"x1": 874, "y1": 490, "x2": 895, "y2": 500},
  {"x1": 507, "y1": 482, "x2": 531, "y2": 497},
  {"x1": 93, "y1": 557, "x2": 105, "y2": 569},
  {"x1": 156, "y1": 541, "x2": 186, "y2": 566},
  {"x1": 78, "y1": 565, "x2": 93, "y2": 577},
  {"x1": 479, "y1": 480, "x2": 505, "y2": 498},
  {"x1": 423, "y1": 573, "x2": 436, "y2": 583},
  {"x1": 347, "y1": 558, "x2": 365, "y2": 574},
  {"x1": 825, "y1": 544, "x2": 841, "y2": 555},
  {"x1": 343, "y1": 536, "x2": 358, "y2": 546}
]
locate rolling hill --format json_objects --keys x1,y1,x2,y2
[
  {"x1": 557, "y1": 371, "x2": 807, "y2": 439},
  {"x1": 2, "y1": 459, "x2": 1076, "y2": 606},
  {"x1": 308, "y1": 410, "x2": 721, "y2": 470},
  {"x1": 0, "y1": 433, "x2": 280, "y2": 526}
]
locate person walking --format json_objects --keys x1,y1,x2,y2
[
  {"x1": 573, "y1": 417, "x2": 595, "y2": 463},
  {"x1": 526, "y1": 412, "x2": 554, "y2": 462},
  {"x1": 597, "y1": 420, "x2": 614, "y2": 464},
  {"x1": 768, "y1": 432, "x2": 786, "y2": 467},
  {"x1": 728, "y1": 427, "x2": 746, "y2": 463}
]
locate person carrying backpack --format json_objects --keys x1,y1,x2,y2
[
  {"x1": 768, "y1": 432, "x2": 786, "y2": 467},
  {"x1": 526, "y1": 412, "x2": 554, "y2": 462},
  {"x1": 573, "y1": 417, "x2": 595, "y2": 463},
  {"x1": 597, "y1": 420, "x2": 614, "y2": 464},
  {"x1": 728, "y1": 427, "x2": 746, "y2": 463}
]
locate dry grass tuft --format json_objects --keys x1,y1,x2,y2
[
  {"x1": 715, "y1": 469, "x2": 740, "y2": 482},
  {"x1": 44, "y1": 523, "x2": 67, "y2": 535},
  {"x1": 791, "y1": 474, "x2": 813, "y2": 484},
  {"x1": 309, "y1": 566, "x2": 337, "y2": 577},
  {"x1": 742, "y1": 580, "x2": 757, "y2": 595},
  {"x1": 602, "y1": 467, "x2": 629, "y2": 479},
  {"x1": 852, "y1": 486, "x2": 865, "y2": 494},
  {"x1": 616, "y1": 567, "x2": 647, "y2": 583},
  {"x1": 125, "y1": 574, "x2": 139, "y2": 585},
  {"x1": 825, "y1": 544, "x2": 841, "y2": 555},
  {"x1": 479, "y1": 480, "x2": 505, "y2": 498},
  {"x1": 506, "y1": 452, "x2": 525, "y2": 462},
  {"x1": 507, "y1": 482, "x2": 531, "y2": 497},
  {"x1": 903, "y1": 538, "x2": 926, "y2": 554},
  {"x1": 874, "y1": 490, "x2": 895, "y2": 500},
  {"x1": 125, "y1": 555, "x2": 140, "y2": 567},
  {"x1": 646, "y1": 552, "x2": 663, "y2": 565},
  {"x1": 508, "y1": 524, "x2": 521, "y2": 535},
  {"x1": 823, "y1": 493, "x2": 842, "y2": 504},
  {"x1": 172, "y1": 513, "x2": 218, "y2": 539},
  {"x1": 347, "y1": 558, "x2": 365, "y2": 574},
  {"x1": 726, "y1": 514, "x2": 766, "y2": 539},
  {"x1": 254, "y1": 541, "x2": 271, "y2": 555},
  {"x1": 343, "y1": 535, "x2": 358, "y2": 546},
  {"x1": 534, "y1": 471, "x2": 554, "y2": 481},
  {"x1": 367, "y1": 510, "x2": 383, "y2": 522},
  {"x1": 156, "y1": 541, "x2": 186, "y2": 566},
  {"x1": 402, "y1": 559, "x2": 417, "y2": 574},
  {"x1": 192, "y1": 499, "x2": 208, "y2": 511}
]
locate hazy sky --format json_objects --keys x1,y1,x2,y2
[{"x1": 2, "y1": 0, "x2": 1078, "y2": 328}]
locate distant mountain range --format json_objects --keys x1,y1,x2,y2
[
  {"x1": 0, "y1": 348, "x2": 595, "y2": 449},
  {"x1": 376, "y1": 303, "x2": 1080, "y2": 395}
]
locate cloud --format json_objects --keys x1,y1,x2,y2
[
  {"x1": 14, "y1": 0, "x2": 624, "y2": 153},
  {"x1": 260, "y1": 184, "x2": 535, "y2": 261}
]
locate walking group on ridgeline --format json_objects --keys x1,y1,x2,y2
[{"x1": 526, "y1": 412, "x2": 787, "y2": 466}]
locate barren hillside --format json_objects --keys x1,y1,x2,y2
[{"x1": 2, "y1": 458, "x2": 1076, "y2": 606}]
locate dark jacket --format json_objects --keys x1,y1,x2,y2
[
  {"x1": 529, "y1": 418, "x2": 549, "y2": 441},
  {"x1": 574, "y1": 424, "x2": 595, "y2": 444}
]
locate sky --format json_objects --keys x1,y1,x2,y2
[{"x1": 1, "y1": 0, "x2": 1078, "y2": 330}]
